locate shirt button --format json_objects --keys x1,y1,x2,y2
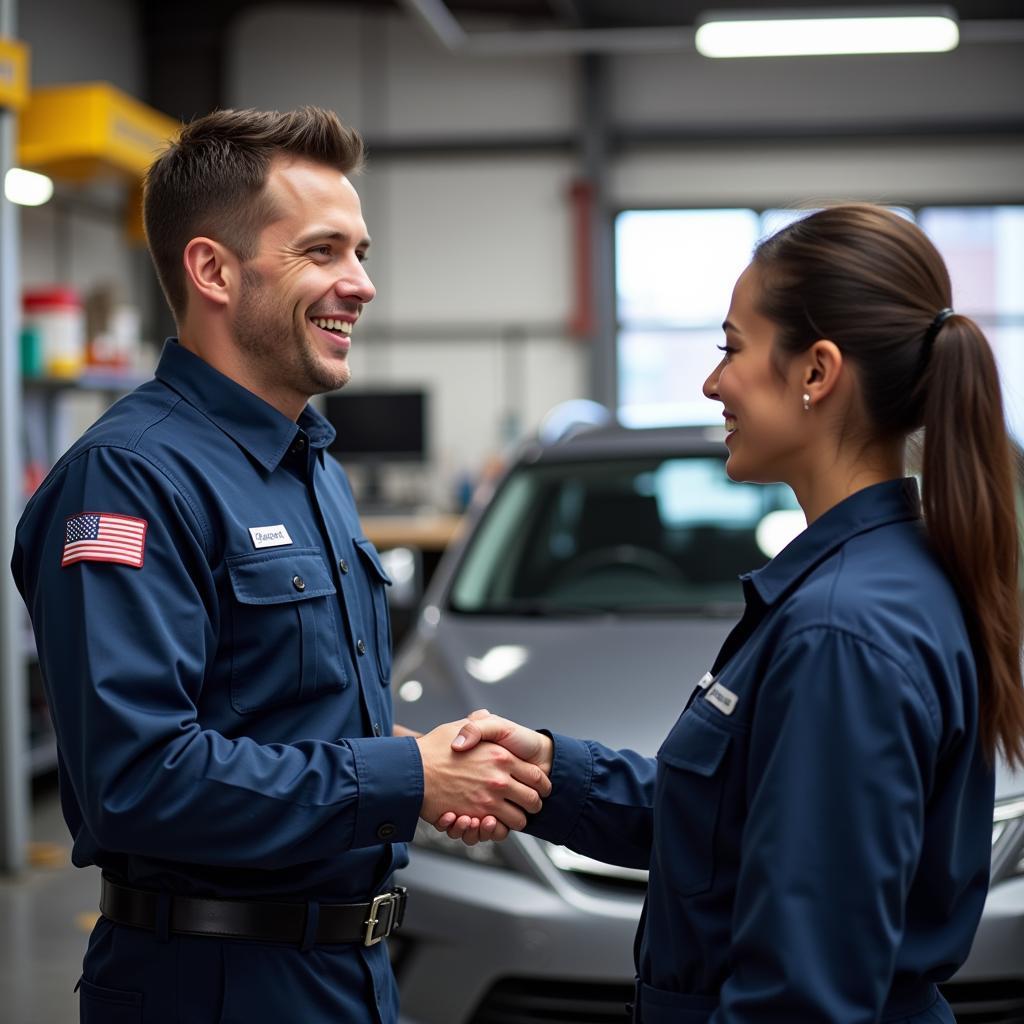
[
  {"x1": 338, "y1": 558, "x2": 350, "y2": 575},
  {"x1": 292, "y1": 437, "x2": 306, "y2": 454},
  {"x1": 373, "y1": 722, "x2": 382, "y2": 736},
  {"x1": 357, "y1": 639, "x2": 367, "y2": 655},
  {"x1": 377, "y1": 823, "x2": 396, "y2": 840},
  {"x1": 292, "y1": 575, "x2": 306, "y2": 592}
]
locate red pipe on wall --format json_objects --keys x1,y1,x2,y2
[{"x1": 568, "y1": 178, "x2": 595, "y2": 340}]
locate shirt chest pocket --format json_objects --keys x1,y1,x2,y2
[
  {"x1": 226, "y1": 547, "x2": 348, "y2": 715},
  {"x1": 654, "y1": 710, "x2": 732, "y2": 897},
  {"x1": 353, "y1": 538, "x2": 393, "y2": 685}
]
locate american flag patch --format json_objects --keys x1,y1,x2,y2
[{"x1": 62, "y1": 512, "x2": 148, "y2": 569}]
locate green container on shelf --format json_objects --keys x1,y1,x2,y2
[{"x1": 20, "y1": 322, "x2": 44, "y2": 377}]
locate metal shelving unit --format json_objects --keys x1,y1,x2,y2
[
  {"x1": 0, "y1": 0, "x2": 29, "y2": 874},
  {"x1": 0, "y1": 70, "x2": 168, "y2": 874}
]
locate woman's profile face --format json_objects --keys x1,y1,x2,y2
[{"x1": 703, "y1": 262, "x2": 808, "y2": 486}]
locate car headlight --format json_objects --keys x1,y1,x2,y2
[
  {"x1": 543, "y1": 844, "x2": 648, "y2": 886},
  {"x1": 410, "y1": 818, "x2": 514, "y2": 870},
  {"x1": 992, "y1": 796, "x2": 1024, "y2": 885}
]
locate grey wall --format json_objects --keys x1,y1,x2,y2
[
  {"x1": 610, "y1": 45, "x2": 1024, "y2": 130},
  {"x1": 227, "y1": 4, "x2": 1024, "y2": 504},
  {"x1": 230, "y1": 7, "x2": 586, "y2": 506},
  {"x1": 20, "y1": 0, "x2": 142, "y2": 95}
]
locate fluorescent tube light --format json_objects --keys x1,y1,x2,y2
[
  {"x1": 695, "y1": 7, "x2": 960, "y2": 58},
  {"x1": 5, "y1": 168, "x2": 54, "y2": 206}
]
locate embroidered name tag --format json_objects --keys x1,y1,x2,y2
[
  {"x1": 248, "y1": 524, "x2": 293, "y2": 549},
  {"x1": 706, "y1": 681, "x2": 738, "y2": 716}
]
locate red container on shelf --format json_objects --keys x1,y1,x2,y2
[{"x1": 23, "y1": 286, "x2": 86, "y2": 379}]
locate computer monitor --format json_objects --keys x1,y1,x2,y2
[
  {"x1": 324, "y1": 389, "x2": 427, "y2": 462},
  {"x1": 324, "y1": 389, "x2": 428, "y2": 504}
]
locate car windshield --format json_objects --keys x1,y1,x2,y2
[{"x1": 449, "y1": 454, "x2": 803, "y2": 615}]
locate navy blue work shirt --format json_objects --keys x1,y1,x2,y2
[
  {"x1": 12, "y1": 340, "x2": 424, "y2": 1014},
  {"x1": 530, "y1": 479, "x2": 993, "y2": 1024}
]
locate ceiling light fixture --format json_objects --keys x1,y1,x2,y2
[
  {"x1": 4, "y1": 167, "x2": 54, "y2": 207},
  {"x1": 695, "y1": 6, "x2": 960, "y2": 58}
]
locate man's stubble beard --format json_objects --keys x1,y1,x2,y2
[{"x1": 235, "y1": 267, "x2": 351, "y2": 399}]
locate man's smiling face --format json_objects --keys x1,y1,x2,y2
[{"x1": 232, "y1": 156, "x2": 375, "y2": 406}]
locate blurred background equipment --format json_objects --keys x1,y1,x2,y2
[
  {"x1": 326, "y1": 388, "x2": 429, "y2": 509},
  {"x1": 22, "y1": 286, "x2": 85, "y2": 379}
]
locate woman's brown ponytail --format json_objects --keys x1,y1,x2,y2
[
  {"x1": 921, "y1": 315, "x2": 1024, "y2": 768},
  {"x1": 755, "y1": 204, "x2": 1024, "y2": 768}
]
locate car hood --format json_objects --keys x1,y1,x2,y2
[{"x1": 394, "y1": 611, "x2": 738, "y2": 757}]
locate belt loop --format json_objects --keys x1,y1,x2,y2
[
  {"x1": 299, "y1": 900, "x2": 320, "y2": 953},
  {"x1": 155, "y1": 891, "x2": 172, "y2": 944}
]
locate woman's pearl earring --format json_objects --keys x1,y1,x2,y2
[{"x1": 802, "y1": 393, "x2": 811, "y2": 412}]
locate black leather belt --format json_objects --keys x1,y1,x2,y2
[{"x1": 100, "y1": 874, "x2": 407, "y2": 947}]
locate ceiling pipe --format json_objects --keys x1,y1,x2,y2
[
  {"x1": 398, "y1": 0, "x2": 695, "y2": 55},
  {"x1": 401, "y1": 0, "x2": 467, "y2": 50},
  {"x1": 398, "y1": 0, "x2": 1024, "y2": 56},
  {"x1": 960, "y1": 20, "x2": 1024, "y2": 42}
]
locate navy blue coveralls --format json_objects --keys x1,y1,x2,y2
[
  {"x1": 12, "y1": 340, "x2": 425, "y2": 1023},
  {"x1": 529, "y1": 479, "x2": 994, "y2": 1024}
]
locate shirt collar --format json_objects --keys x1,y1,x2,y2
[
  {"x1": 745, "y1": 478, "x2": 922, "y2": 607},
  {"x1": 154, "y1": 338, "x2": 337, "y2": 472}
]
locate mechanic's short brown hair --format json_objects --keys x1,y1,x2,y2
[{"x1": 143, "y1": 106, "x2": 364, "y2": 320}]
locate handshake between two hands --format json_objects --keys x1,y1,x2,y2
[{"x1": 413, "y1": 711, "x2": 554, "y2": 846}]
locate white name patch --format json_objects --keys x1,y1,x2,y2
[
  {"x1": 706, "y1": 681, "x2": 738, "y2": 716},
  {"x1": 248, "y1": 524, "x2": 293, "y2": 549}
]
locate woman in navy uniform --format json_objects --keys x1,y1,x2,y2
[{"x1": 443, "y1": 205, "x2": 1024, "y2": 1023}]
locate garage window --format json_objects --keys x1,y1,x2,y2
[{"x1": 616, "y1": 205, "x2": 1024, "y2": 440}]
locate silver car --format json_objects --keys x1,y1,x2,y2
[{"x1": 390, "y1": 423, "x2": 1024, "y2": 1024}]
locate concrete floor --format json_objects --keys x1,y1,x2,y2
[{"x1": 0, "y1": 780, "x2": 99, "y2": 1024}]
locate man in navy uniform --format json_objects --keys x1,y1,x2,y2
[{"x1": 12, "y1": 107, "x2": 549, "y2": 1023}]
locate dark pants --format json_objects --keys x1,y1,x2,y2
[{"x1": 78, "y1": 917, "x2": 399, "y2": 1023}]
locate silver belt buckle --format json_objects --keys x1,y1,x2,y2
[{"x1": 363, "y1": 891, "x2": 396, "y2": 947}]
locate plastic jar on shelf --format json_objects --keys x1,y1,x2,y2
[{"x1": 23, "y1": 286, "x2": 86, "y2": 379}]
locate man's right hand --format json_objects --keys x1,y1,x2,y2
[
  {"x1": 415, "y1": 719, "x2": 551, "y2": 833},
  {"x1": 436, "y1": 712, "x2": 555, "y2": 844}
]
